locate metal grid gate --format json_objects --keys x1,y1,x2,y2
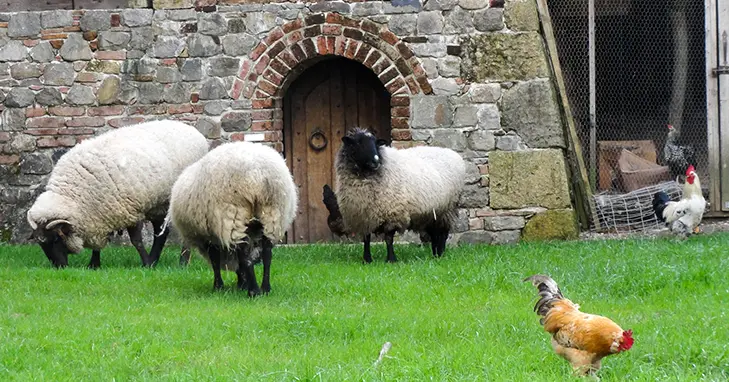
[{"x1": 546, "y1": 0, "x2": 708, "y2": 232}]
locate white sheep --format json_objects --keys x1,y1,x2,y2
[
  {"x1": 334, "y1": 127, "x2": 466, "y2": 263},
  {"x1": 26, "y1": 119, "x2": 209, "y2": 268},
  {"x1": 165, "y1": 141, "x2": 298, "y2": 297}
]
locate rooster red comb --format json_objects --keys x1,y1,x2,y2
[
  {"x1": 667, "y1": 124, "x2": 673, "y2": 129},
  {"x1": 686, "y1": 165, "x2": 695, "y2": 175},
  {"x1": 619, "y1": 329, "x2": 634, "y2": 351}
]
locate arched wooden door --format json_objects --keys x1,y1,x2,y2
[{"x1": 283, "y1": 57, "x2": 392, "y2": 244}]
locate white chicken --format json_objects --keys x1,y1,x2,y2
[{"x1": 652, "y1": 165, "x2": 705, "y2": 238}]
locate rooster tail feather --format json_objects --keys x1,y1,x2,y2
[
  {"x1": 523, "y1": 274, "x2": 565, "y2": 319},
  {"x1": 652, "y1": 191, "x2": 671, "y2": 222}
]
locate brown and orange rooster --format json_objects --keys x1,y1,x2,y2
[{"x1": 524, "y1": 275, "x2": 634, "y2": 378}]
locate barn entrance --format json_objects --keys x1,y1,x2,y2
[{"x1": 283, "y1": 57, "x2": 392, "y2": 244}]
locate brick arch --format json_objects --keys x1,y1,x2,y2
[{"x1": 230, "y1": 12, "x2": 433, "y2": 109}]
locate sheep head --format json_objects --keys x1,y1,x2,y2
[
  {"x1": 27, "y1": 202, "x2": 84, "y2": 268},
  {"x1": 340, "y1": 127, "x2": 388, "y2": 174}
]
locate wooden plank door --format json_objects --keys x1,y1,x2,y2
[
  {"x1": 283, "y1": 58, "x2": 391, "y2": 243},
  {"x1": 711, "y1": 0, "x2": 729, "y2": 210}
]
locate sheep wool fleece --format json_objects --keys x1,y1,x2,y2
[
  {"x1": 335, "y1": 145, "x2": 466, "y2": 235},
  {"x1": 26, "y1": 120, "x2": 209, "y2": 252},
  {"x1": 167, "y1": 141, "x2": 298, "y2": 252}
]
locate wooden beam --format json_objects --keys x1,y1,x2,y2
[
  {"x1": 536, "y1": 0, "x2": 600, "y2": 230},
  {"x1": 706, "y1": 0, "x2": 723, "y2": 211}
]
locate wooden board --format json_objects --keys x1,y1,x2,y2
[{"x1": 597, "y1": 140, "x2": 659, "y2": 191}]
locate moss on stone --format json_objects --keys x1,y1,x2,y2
[
  {"x1": 460, "y1": 32, "x2": 549, "y2": 82},
  {"x1": 522, "y1": 209, "x2": 578, "y2": 241},
  {"x1": 505, "y1": 0, "x2": 540, "y2": 32}
]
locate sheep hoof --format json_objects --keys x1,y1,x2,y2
[
  {"x1": 248, "y1": 288, "x2": 263, "y2": 298},
  {"x1": 261, "y1": 283, "x2": 271, "y2": 294}
]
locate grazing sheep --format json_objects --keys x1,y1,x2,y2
[
  {"x1": 165, "y1": 141, "x2": 298, "y2": 297},
  {"x1": 334, "y1": 127, "x2": 466, "y2": 263},
  {"x1": 26, "y1": 120, "x2": 209, "y2": 268}
]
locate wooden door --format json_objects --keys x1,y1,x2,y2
[
  {"x1": 283, "y1": 57, "x2": 392, "y2": 243},
  {"x1": 711, "y1": 0, "x2": 729, "y2": 211}
]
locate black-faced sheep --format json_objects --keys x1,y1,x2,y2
[
  {"x1": 165, "y1": 141, "x2": 298, "y2": 297},
  {"x1": 26, "y1": 120, "x2": 209, "y2": 268},
  {"x1": 334, "y1": 128, "x2": 466, "y2": 263}
]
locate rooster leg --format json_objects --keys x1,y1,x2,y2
[
  {"x1": 693, "y1": 226, "x2": 701, "y2": 234},
  {"x1": 551, "y1": 339, "x2": 599, "y2": 377}
]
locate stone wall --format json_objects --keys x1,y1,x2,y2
[{"x1": 0, "y1": 0, "x2": 579, "y2": 245}]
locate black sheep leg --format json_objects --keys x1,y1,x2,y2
[
  {"x1": 88, "y1": 249, "x2": 101, "y2": 269},
  {"x1": 127, "y1": 221, "x2": 153, "y2": 266},
  {"x1": 207, "y1": 244, "x2": 224, "y2": 290},
  {"x1": 148, "y1": 218, "x2": 170, "y2": 266},
  {"x1": 435, "y1": 231, "x2": 448, "y2": 257},
  {"x1": 260, "y1": 237, "x2": 273, "y2": 294},
  {"x1": 362, "y1": 234, "x2": 373, "y2": 263},
  {"x1": 235, "y1": 241, "x2": 262, "y2": 298},
  {"x1": 384, "y1": 230, "x2": 397, "y2": 263}
]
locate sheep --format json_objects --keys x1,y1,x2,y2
[
  {"x1": 26, "y1": 120, "x2": 209, "y2": 269},
  {"x1": 164, "y1": 141, "x2": 298, "y2": 297},
  {"x1": 334, "y1": 127, "x2": 466, "y2": 263}
]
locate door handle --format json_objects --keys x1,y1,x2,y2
[{"x1": 309, "y1": 128, "x2": 328, "y2": 151}]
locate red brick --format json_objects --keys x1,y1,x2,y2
[
  {"x1": 58, "y1": 128, "x2": 94, "y2": 135},
  {"x1": 279, "y1": 49, "x2": 298, "y2": 69},
  {"x1": 379, "y1": 30, "x2": 398, "y2": 46},
  {"x1": 252, "y1": 120, "x2": 273, "y2": 131},
  {"x1": 334, "y1": 36, "x2": 347, "y2": 56},
  {"x1": 301, "y1": 38, "x2": 317, "y2": 58},
  {"x1": 250, "y1": 42, "x2": 267, "y2": 61},
  {"x1": 26, "y1": 107, "x2": 46, "y2": 118},
  {"x1": 0, "y1": 154, "x2": 19, "y2": 165},
  {"x1": 316, "y1": 36, "x2": 327, "y2": 55},
  {"x1": 263, "y1": 27, "x2": 284, "y2": 46},
  {"x1": 37, "y1": 137, "x2": 75, "y2": 148},
  {"x1": 344, "y1": 40, "x2": 359, "y2": 59},
  {"x1": 87, "y1": 105, "x2": 124, "y2": 116},
  {"x1": 390, "y1": 96, "x2": 410, "y2": 107},
  {"x1": 242, "y1": 81, "x2": 256, "y2": 99},
  {"x1": 353, "y1": 44, "x2": 371, "y2": 63},
  {"x1": 94, "y1": 51, "x2": 126, "y2": 60},
  {"x1": 412, "y1": 63, "x2": 426, "y2": 78},
  {"x1": 159, "y1": 58, "x2": 177, "y2": 66},
  {"x1": 257, "y1": 79, "x2": 277, "y2": 96},
  {"x1": 322, "y1": 24, "x2": 342, "y2": 36},
  {"x1": 267, "y1": 41, "x2": 285, "y2": 59},
  {"x1": 361, "y1": 19, "x2": 380, "y2": 35},
  {"x1": 252, "y1": 98, "x2": 273, "y2": 109},
  {"x1": 254, "y1": 54, "x2": 270, "y2": 75},
  {"x1": 231, "y1": 79, "x2": 245, "y2": 100},
  {"x1": 25, "y1": 128, "x2": 59, "y2": 136},
  {"x1": 405, "y1": 76, "x2": 419, "y2": 94},
  {"x1": 66, "y1": 116, "x2": 106, "y2": 127},
  {"x1": 75, "y1": 72, "x2": 99, "y2": 82},
  {"x1": 326, "y1": 36, "x2": 336, "y2": 54},
  {"x1": 387, "y1": 78, "x2": 407, "y2": 94},
  {"x1": 417, "y1": 76, "x2": 433, "y2": 94},
  {"x1": 343, "y1": 27, "x2": 363, "y2": 41},
  {"x1": 265, "y1": 131, "x2": 282, "y2": 142},
  {"x1": 190, "y1": 93, "x2": 200, "y2": 103},
  {"x1": 372, "y1": 58, "x2": 391, "y2": 75},
  {"x1": 23, "y1": 39, "x2": 39, "y2": 47},
  {"x1": 272, "y1": 119, "x2": 283, "y2": 131},
  {"x1": 391, "y1": 129, "x2": 412, "y2": 141},
  {"x1": 237, "y1": 59, "x2": 252, "y2": 79},
  {"x1": 391, "y1": 106, "x2": 409, "y2": 118},
  {"x1": 82, "y1": 31, "x2": 97, "y2": 41},
  {"x1": 49, "y1": 106, "x2": 85, "y2": 117},
  {"x1": 326, "y1": 12, "x2": 344, "y2": 25},
  {"x1": 63, "y1": 26, "x2": 81, "y2": 32},
  {"x1": 391, "y1": 117, "x2": 409, "y2": 129},
  {"x1": 0, "y1": 132, "x2": 10, "y2": 143},
  {"x1": 0, "y1": 22, "x2": 8, "y2": 28},
  {"x1": 254, "y1": 89, "x2": 270, "y2": 99},
  {"x1": 262, "y1": 69, "x2": 283, "y2": 86},
  {"x1": 304, "y1": 13, "x2": 325, "y2": 26},
  {"x1": 363, "y1": 49, "x2": 381, "y2": 68},
  {"x1": 192, "y1": 104, "x2": 204, "y2": 114},
  {"x1": 128, "y1": 105, "x2": 166, "y2": 115},
  {"x1": 110, "y1": 13, "x2": 121, "y2": 27},
  {"x1": 49, "y1": 40, "x2": 64, "y2": 49},
  {"x1": 478, "y1": 164, "x2": 489, "y2": 175},
  {"x1": 229, "y1": 132, "x2": 245, "y2": 141},
  {"x1": 251, "y1": 109, "x2": 273, "y2": 121},
  {"x1": 290, "y1": 43, "x2": 306, "y2": 62},
  {"x1": 303, "y1": 25, "x2": 321, "y2": 38},
  {"x1": 395, "y1": 58, "x2": 412, "y2": 76},
  {"x1": 29, "y1": 85, "x2": 43, "y2": 91},
  {"x1": 75, "y1": 135, "x2": 94, "y2": 144},
  {"x1": 27, "y1": 117, "x2": 66, "y2": 128},
  {"x1": 282, "y1": 18, "x2": 303, "y2": 34},
  {"x1": 41, "y1": 33, "x2": 68, "y2": 40},
  {"x1": 287, "y1": 30, "x2": 303, "y2": 45},
  {"x1": 269, "y1": 58, "x2": 290, "y2": 77},
  {"x1": 108, "y1": 117, "x2": 145, "y2": 128},
  {"x1": 41, "y1": 28, "x2": 65, "y2": 34},
  {"x1": 396, "y1": 42, "x2": 414, "y2": 60},
  {"x1": 168, "y1": 104, "x2": 193, "y2": 114}
]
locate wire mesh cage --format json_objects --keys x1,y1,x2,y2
[{"x1": 546, "y1": 0, "x2": 708, "y2": 232}]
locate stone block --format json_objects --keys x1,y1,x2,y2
[
  {"x1": 222, "y1": 34, "x2": 257, "y2": 56},
  {"x1": 438, "y1": 55, "x2": 461, "y2": 77},
  {"x1": 131, "y1": 27, "x2": 155, "y2": 51},
  {"x1": 122, "y1": 9, "x2": 154, "y2": 27},
  {"x1": 461, "y1": 33, "x2": 549, "y2": 82},
  {"x1": 137, "y1": 82, "x2": 164, "y2": 104},
  {"x1": 467, "y1": 129, "x2": 495, "y2": 151},
  {"x1": 80, "y1": 10, "x2": 111, "y2": 31},
  {"x1": 430, "y1": 77, "x2": 460, "y2": 96},
  {"x1": 198, "y1": 13, "x2": 228, "y2": 36},
  {"x1": 41, "y1": 10, "x2": 73, "y2": 29},
  {"x1": 36, "y1": 88, "x2": 63, "y2": 106},
  {"x1": 8, "y1": 13, "x2": 41, "y2": 38},
  {"x1": 473, "y1": 7, "x2": 504, "y2": 32},
  {"x1": 97, "y1": 31, "x2": 131, "y2": 51},
  {"x1": 221, "y1": 111, "x2": 251, "y2": 132},
  {"x1": 501, "y1": 78, "x2": 564, "y2": 148},
  {"x1": 5, "y1": 88, "x2": 34, "y2": 108},
  {"x1": 505, "y1": 0, "x2": 540, "y2": 32},
  {"x1": 476, "y1": 104, "x2": 500, "y2": 130},
  {"x1": 521, "y1": 209, "x2": 578, "y2": 241},
  {"x1": 207, "y1": 56, "x2": 240, "y2": 77},
  {"x1": 495, "y1": 134, "x2": 525, "y2": 151},
  {"x1": 443, "y1": 6, "x2": 473, "y2": 34},
  {"x1": 196, "y1": 118, "x2": 221, "y2": 139},
  {"x1": 60, "y1": 34, "x2": 93, "y2": 61},
  {"x1": 163, "y1": 83, "x2": 190, "y2": 104},
  {"x1": 227, "y1": 18, "x2": 247, "y2": 34},
  {"x1": 424, "y1": 0, "x2": 458, "y2": 10},
  {"x1": 11, "y1": 63, "x2": 41, "y2": 80},
  {"x1": 489, "y1": 149, "x2": 571, "y2": 209},
  {"x1": 410, "y1": 95, "x2": 452, "y2": 128},
  {"x1": 482, "y1": 216, "x2": 525, "y2": 231},
  {"x1": 156, "y1": 66, "x2": 182, "y2": 83},
  {"x1": 153, "y1": 36, "x2": 187, "y2": 58},
  {"x1": 453, "y1": 104, "x2": 478, "y2": 127},
  {"x1": 468, "y1": 83, "x2": 501, "y2": 103},
  {"x1": 1, "y1": 108, "x2": 26, "y2": 131},
  {"x1": 98, "y1": 76, "x2": 121, "y2": 105},
  {"x1": 66, "y1": 84, "x2": 96, "y2": 105},
  {"x1": 199, "y1": 77, "x2": 228, "y2": 100},
  {"x1": 30, "y1": 42, "x2": 54, "y2": 63},
  {"x1": 19, "y1": 152, "x2": 52, "y2": 175},
  {"x1": 203, "y1": 100, "x2": 229, "y2": 116},
  {"x1": 431, "y1": 129, "x2": 467, "y2": 151},
  {"x1": 8, "y1": 134, "x2": 35, "y2": 153},
  {"x1": 459, "y1": 184, "x2": 489, "y2": 208},
  {"x1": 243, "y1": 12, "x2": 277, "y2": 34},
  {"x1": 0, "y1": 41, "x2": 28, "y2": 62},
  {"x1": 187, "y1": 34, "x2": 222, "y2": 57},
  {"x1": 181, "y1": 59, "x2": 203, "y2": 81},
  {"x1": 458, "y1": 229, "x2": 519, "y2": 244},
  {"x1": 389, "y1": 14, "x2": 417, "y2": 35},
  {"x1": 153, "y1": 0, "x2": 193, "y2": 9}
]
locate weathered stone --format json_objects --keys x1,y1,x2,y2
[
  {"x1": 458, "y1": 229, "x2": 519, "y2": 245},
  {"x1": 243, "y1": 12, "x2": 277, "y2": 34},
  {"x1": 443, "y1": 6, "x2": 473, "y2": 34},
  {"x1": 131, "y1": 27, "x2": 155, "y2": 51},
  {"x1": 416, "y1": 11, "x2": 444, "y2": 34},
  {"x1": 80, "y1": 10, "x2": 111, "y2": 31},
  {"x1": 521, "y1": 209, "x2": 578, "y2": 241},
  {"x1": 352, "y1": 2, "x2": 383, "y2": 16},
  {"x1": 137, "y1": 82, "x2": 164, "y2": 104},
  {"x1": 459, "y1": 0, "x2": 488, "y2": 9},
  {"x1": 431, "y1": 129, "x2": 467, "y2": 151},
  {"x1": 51, "y1": 148, "x2": 68, "y2": 163},
  {"x1": 505, "y1": 0, "x2": 539, "y2": 32},
  {"x1": 180, "y1": 59, "x2": 203, "y2": 82},
  {"x1": 389, "y1": 14, "x2": 417, "y2": 36},
  {"x1": 501, "y1": 78, "x2": 564, "y2": 148},
  {"x1": 8, "y1": 134, "x2": 35, "y2": 153},
  {"x1": 59, "y1": 34, "x2": 93, "y2": 61},
  {"x1": 20, "y1": 152, "x2": 52, "y2": 175},
  {"x1": 97, "y1": 76, "x2": 121, "y2": 105},
  {"x1": 477, "y1": 104, "x2": 500, "y2": 130},
  {"x1": 5, "y1": 88, "x2": 34, "y2": 108},
  {"x1": 119, "y1": 82, "x2": 139, "y2": 104},
  {"x1": 86, "y1": 60, "x2": 121, "y2": 74},
  {"x1": 153, "y1": 35, "x2": 187, "y2": 58},
  {"x1": 66, "y1": 84, "x2": 95, "y2": 105},
  {"x1": 464, "y1": 162, "x2": 481, "y2": 184},
  {"x1": 167, "y1": 9, "x2": 196, "y2": 21},
  {"x1": 163, "y1": 83, "x2": 189, "y2": 104},
  {"x1": 11, "y1": 63, "x2": 41, "y2": 79},
  {"x1": 438, "y1": 55, "x2": 461, "y2": 77},
  {"x1": 8, "y1": 13, "x2": 41, "y2": 38},
  {"x1": 411, "y1": 95, "x2": 452, "y2": 128},
  {"x1": 474, "y1": 7, "x2": 504, "y2": 32},
  {"x1": 222, "y1": 34, "x2": 257, "y2": 56},
  {"x1": 29, "y1": 42, "x2": 54, "y2": 63},
  {"x1": 453, "y1": 105, "x2": 478, "y2": 127},
  {"x1": 196, "y1": 118, "x2": 221, "y2": 139},
  {"x1": 421, "y1": 58, "x2": 438, "y2": 78},
  {"x1": 431, "y1": 77, "x2": 461, "y2": 96},
  {"x1": 41, "y1": 10, "x2": 73, "y2": 29},
  {"x1": 467, "y1": 130, "x2": 495, "y2": 151},
  {"x1": 1, "y1": 108, "x2": 26, "y2": 131},
  {"x1": 198, "y1": 13, "x2": 228, "y2": 36},
  {"x1": 122, "y1": 9, "x2": 154, "y2": 27},
  {"x1": 200, "y1": 77, "x2": 228, "y2": 100},
  {"x1": 153, "y1": 0, "x2": 193, "y2": 9},
  {"x1": 310, "y1": 1, "x2": 351, "y2": 13},
  {"x1": 97, "y1": 31, "x2": 131, "y2": 51},
  {"x1": 483, "y1": 216, "x2": 525, "y2": 231},
  {"x1": 0, "y1": 41, "x2": 28, "y2": 62},
  {"x1": 384, "y1": 0, "x2": 421, "y2": 13},
  {"x1": 227, "y1": 18, "x2": 247, "y2": 34},
  {"x1": 424, "y1": 0, "x2": 458, "y2": 10},
  {"x1": 489, "y1": 149, "x2": 571, "y2": 209},
  {"x1": 469, "y1": 83, "x2": 501, "y2": 103},
  {"x1": 495, "y1": 134, "x2": 525, "y2": 151},
  {"x1": 203, "y1": 100, "x2": 229, "y2": 116},
  {"x1": 410, "y1": 43, "x2": 447, "y2": 58},
  {"x1": 221, "y1": 111, "x2": 251, "y2": 132},
  {"x1": 187, "y1": 34, "x2": 222, "y2": 57},
  {"x1": 35, "y1": 88, "x2": 63, "y2": 106},
  {"x1": 459, "y1": 184, "x2": 489, "y2": 208},
  {"x1": 461, "y1": 33, "x2": 549, "y2": 82},
  {"x1": 156, "y1": 66, "x2": 182, "y2": 83},
  {"x1": 207, "y1": 56, "x2": 240, "y2": 77}
]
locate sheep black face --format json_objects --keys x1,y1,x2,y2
[
  {"x1": 31, "y1": 220, "x2": 73, "y2": 268},
  {"x1": 340, "y1": 129, "x2": 388, "y2": 173}
]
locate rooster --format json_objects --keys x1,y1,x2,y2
[
  {"x1": 524, "y1": 275, "x2": 634, "y2": 378},
  {"x1": 663, "y1": 124, "x2": 696, "y2": 179},
  {"x1": 652, "y1": 164, "x2": 705, "y2": 238}
]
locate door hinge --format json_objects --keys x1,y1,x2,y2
[{"x1": 711, "y1": 66, "x2": 729, "y2": 76}]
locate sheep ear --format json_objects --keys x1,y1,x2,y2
[
  {"x1": 46, "y1": 219, "x2": 72, "y2": 235},
  {"x1": 376, "y1": 139, "x2": 388, "y2": 147},
  {"x1": 342, "y1": 136, "x2": 354, "y2": 145}
]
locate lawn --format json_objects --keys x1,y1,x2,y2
[{"x1": 0, "y1": 233, "x2": 727, "y2": 381}]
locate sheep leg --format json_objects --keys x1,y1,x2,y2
[
  {"x1": 235, "y1": 242, "x2": 262, "y2": 298},
  {"x1": 260, "y1": 237, "x2": 273, "y2": 294},
  {"x1": 127, "y1": 222, "x2": 153, "y2": 267},
  {"x1": 148, "y1": 218, "x2": 170, "y2": 266},
  {"x1": 88, "y1": 250, "x2": 101, "y2": 269},
  {"x1": 362, "y1": 234, "x2": 373, "y2": 263},
  {"x1": 179, "y1": 246, "x2": 191, "y2": 266},
  {"x1": 435, "y1": 232, "x2": 448, "y2": 257},
  {"x1": 207, "y1": 245, "x2": 224, "y2": 290},
  {"x1": 384, "y1": 231, "x2": 397, "y2": 263}
]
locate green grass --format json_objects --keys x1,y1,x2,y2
[{"x1": 0, "y1": 233, "x2": 728, "y2": 381}]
